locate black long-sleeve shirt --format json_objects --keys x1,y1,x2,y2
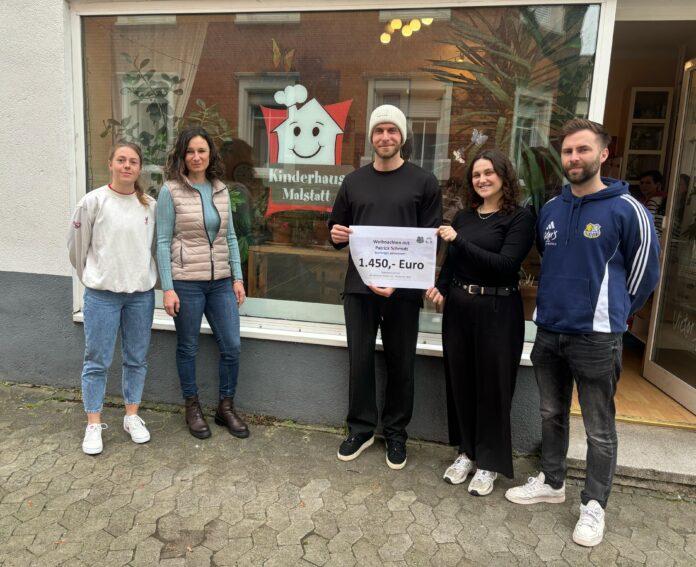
[
  {"x1": 329, "y1": 161, "x2": 442, "y2": 299},
  {"x1": 436, "y1": 206, "x2": 535, "y2": 295}
]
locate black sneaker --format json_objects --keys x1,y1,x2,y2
[
  {"x1": 386, "y1": 440, "x2": 407, "y2": 470},
  {"x1": 337, "y1": 432, "x2": 374, "y2": 461}
]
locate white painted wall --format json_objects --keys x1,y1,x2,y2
[
  {"x1": 0, "y1": 0, "x2": 73, "y2": 276},
  {"x1": 617, "y1": 0, "x2": 696, "y2": 21}
]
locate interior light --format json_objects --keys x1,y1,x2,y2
[
  {"x1": 401, "y1": 25, "x2": 412, "y2": 37},
  {"x1": 391, "y1": 18, "x2": 402, "y2": 30},
  {"x1": 410, "y1": 19, "x2": 421, "y2": 31},
  {"x1": 421, "y1": 17, "x2": 433, "y2": 26},
  {"x1": 380, "y1": 32, "x2": 392, "y2": 44},
  {"x1": 385, "y1": 23, "x2": 394, "y2": 34}
]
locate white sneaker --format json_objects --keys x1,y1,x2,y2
[
  {"x1": 573, "y1": 500, "x2": 605, "y2": 547},
  {"x1": 468, "y1": 469, "x2": 497, "y2": 496},
  {"x1": 82, "y1": 423, "x2": 107, "y2": 455},
  {"x1": 443, "y1": 454, "x2": 474, "y2": 485},
  {"x1": 505, "y1": 472, "x2": 566, "y2": 505},
  {"x1": 123, "y1": 414, "x2": 151, "y2": 444}
]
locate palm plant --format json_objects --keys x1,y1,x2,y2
[{"x1": 424, "y1": 6, "x2": 596, "y2": 211}]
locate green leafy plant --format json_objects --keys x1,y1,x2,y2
[
  {"x1": 179, "y1": 99, "x2": 235, "y2": 147},
  {"x1": 100, "y1": 53, "x2": 236, "y2": 195},
  {"x1": 228, "y1": 184, "x2": 251, "y2": 263},
  {"x1": 424, "y1": 6, "x2": 595, "y2": 211},
  {"x1": 100, "y1": 53, "x2": 184, "y2": 179}
]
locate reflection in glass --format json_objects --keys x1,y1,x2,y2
[
  {"x1": 82, "y1": 5, "x2": 599, "y2": 326},
  {"x1": 652, "y1": 76, "x2": 696, "y2": 390},
  {"x1": 633, "y1": 91, "x2": 670, "y2": 120},
  {"x1": 629, "y1": 125, "x2": 663, "y2": 151},
  {"x1": 626, "y1": 154, "x2": 661, "y2": 181}
]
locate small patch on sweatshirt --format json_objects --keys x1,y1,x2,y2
[
  {"x1": 583, "y1": 223, "x2": 601, "y2": 239},
  {"x1": 72, "y1": 220, "x2": 81, "y2": 229},
  {"x1": 543, "y1": 220, "x2": 557, "y2": 246},
  {"x1": 145, "y1": 216, "x2": 149, "y2": 225}
]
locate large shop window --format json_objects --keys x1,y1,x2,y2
[{"x1": 82, "y1": 5, "x2": 600, "y2": 331}]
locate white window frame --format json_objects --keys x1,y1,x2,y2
[
  {"x1": 118, "y1": 71, "x2": 177, "y2": 145},
  {"x1": 236, "y1": 73, "x2": 299, "y2": 178},
  {"x1": 117, "y1": 70, "x2": 177, "y2": 191},
  {"x1": 363, "y1": 77, "x2": 453, "y2": 181},
  {"x1": 510, "y1": 85, "x2": 554, "y2": 168},
  {"x1": 237, "y1": 74, "x2": 299, "y2": 146},
  {"x1": 69, "y1": 0, "x2": 618, "y2": 353}
]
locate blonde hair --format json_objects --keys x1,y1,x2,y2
[{"x1": 109, "y1": 141, "x2": 149, "y2": 207}]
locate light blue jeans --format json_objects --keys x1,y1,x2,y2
[{"x1": 81, "y1": 288, "x2": 155, "y2": 413}]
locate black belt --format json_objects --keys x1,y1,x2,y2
[{"x1": 451, "y1": 279, "x2": 518, "y2": 296}]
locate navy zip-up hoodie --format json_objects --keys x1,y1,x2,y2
[{"x1": 534, "y1": 177, "x2": 660, "y2": 334}]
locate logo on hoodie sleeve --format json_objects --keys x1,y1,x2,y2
[
  {"x1": 583, "y1": 223, "x2": 601, "y2": 239},
  {"x1": 544, "y1": 220, "x2": 557, "y2": 246}
]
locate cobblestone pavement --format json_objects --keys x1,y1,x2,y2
[{"x1": 1, "y1": 383, "x2": 695, "y2": 566}]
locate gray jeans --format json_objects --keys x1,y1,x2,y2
[{"x1": 531, "y1": 328, "x2": 623, "y2": 509}]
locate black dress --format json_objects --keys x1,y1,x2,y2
[{"x1": 436, "y1": 206, "x2": 535, "y2": 477}]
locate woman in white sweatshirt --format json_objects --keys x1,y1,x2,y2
[{"x1": 68, "y1": 142, "x2": 157, "y2": 455}]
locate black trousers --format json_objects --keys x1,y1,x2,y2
[
  {"x1": 343, "y1": 293, "x2": 421, "y2": 444},
  {"x1": 442, "y1": 288, "x2": 524, "y2": 478}
]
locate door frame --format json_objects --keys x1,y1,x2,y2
[{"x1": 643, "y1": 57, "x2": 696, "y2": 415}]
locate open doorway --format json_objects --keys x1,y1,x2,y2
[
  {"x1": 572, "y1": 334, "x2": 696, "y2": 429},
  {"x1": 587, "y1": 20, "x2": 696, "y2": 427}
]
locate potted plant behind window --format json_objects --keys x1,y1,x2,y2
[
  {"x1": 422, "y1": 6, "x2": 594, "y2": 320},
  {"x1": 423, "y1": 5, "x2": 593, "y2": 215},
  {"x1": 100, "y1": 53, "x2": 236, "y2": 198}
]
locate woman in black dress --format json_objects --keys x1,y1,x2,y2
[{"x1": 426, "y1": 149, "x2": 535, "y2": 496}]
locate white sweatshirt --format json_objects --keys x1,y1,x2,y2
[{"x1": 68, "y1": 185, "x2": 157, "y2": 293}]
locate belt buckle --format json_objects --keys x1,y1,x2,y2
[{"x1": 468, "y1": 284, "x2": 481, "y2": 295}]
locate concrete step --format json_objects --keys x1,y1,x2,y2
[{"x1": 566, "y1": 416, "x2": 696, "y2": 496}]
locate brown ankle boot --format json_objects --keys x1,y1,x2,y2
[
  {"x1": 214, "y1": 398, "x2": 249, "y2": 438},
  {"x1": 184, "y1": 396, "x2": 211, "y2": 439}
]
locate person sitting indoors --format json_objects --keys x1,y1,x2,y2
[{"x1": 638, "y1": 170, "x2": 664, "y2": 237}]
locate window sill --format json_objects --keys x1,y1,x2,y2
[{"x1": 72, "y1": 309, "x2": 532, "y2": 365}]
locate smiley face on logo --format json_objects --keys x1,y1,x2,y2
[{"x1": 272, "y1": 86, "x2": 343, "y2": 165}]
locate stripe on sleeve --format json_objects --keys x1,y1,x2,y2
[{"x1": 620, "y1": 194, "x2": 651, "y2": 295}]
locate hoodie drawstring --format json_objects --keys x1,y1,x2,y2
[
  {"x1": 564, "y1": 199, "x2": 576, "y2": 246},
  {"x1": 559, "y1": 178, "x2": 629, "y2": 246}
]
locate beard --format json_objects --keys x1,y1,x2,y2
[
  {"x1": 373, "y1": 144, "x2": 401, "y2": 160},
  {"x1": 564, "y1": 154, "x2": 601, "y2": 185}
]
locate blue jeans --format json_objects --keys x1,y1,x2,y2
[
  {"x1": 81, "y1": 288, "x2": 154, "y2": 413},
  {"x1": 531, "y1": 328, "x2": 622, "y2": 508},
  {"x1": 173, "y1": 278, "x2": 241, "y2": 400}
]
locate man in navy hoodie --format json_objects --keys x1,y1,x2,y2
[{"x1": 505, "y1": 119, "x2": 660, "y2": 547}]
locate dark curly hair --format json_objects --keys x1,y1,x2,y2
[
  {"x1": 465, "y1": 149, "x2": 520, "y2": 215},
  {"x1": 166, "y1": 127, "x2": 225, "y2": 185}
]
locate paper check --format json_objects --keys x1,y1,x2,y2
[{"x1": 349, "y1": 226, "x2": 437, "y2": 289}]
